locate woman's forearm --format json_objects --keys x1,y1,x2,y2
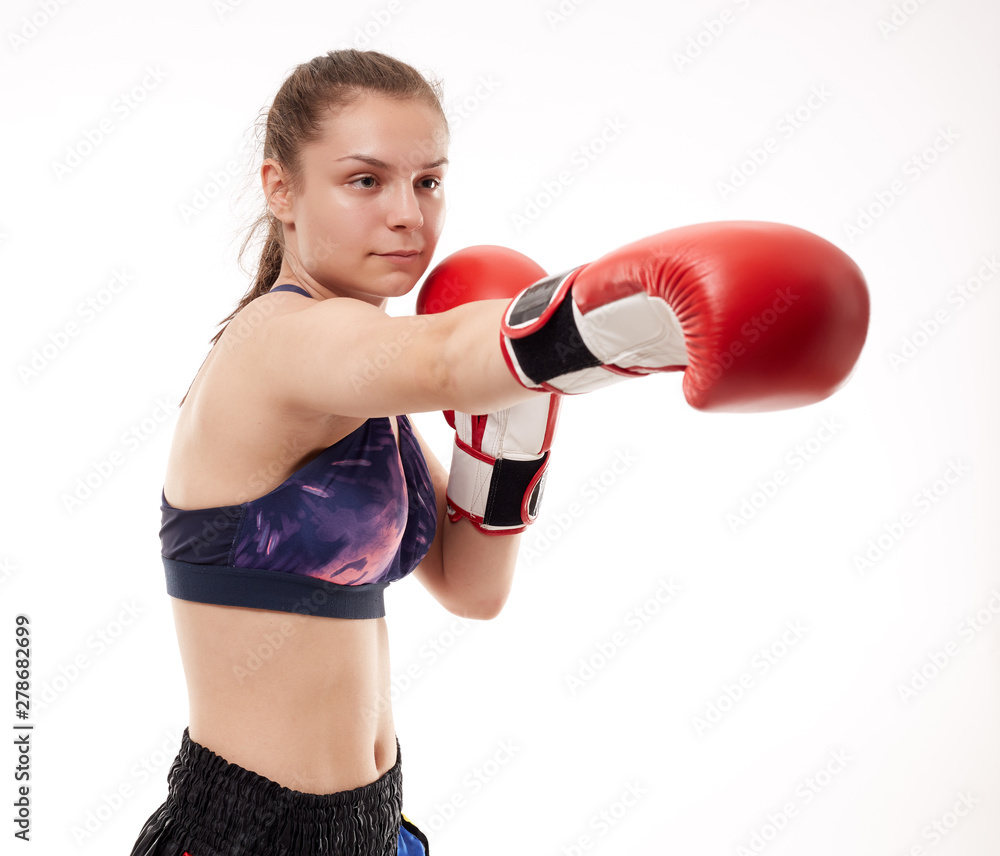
[{"x1": 437, "y1": 515, "x2": 522, "y2": 620}]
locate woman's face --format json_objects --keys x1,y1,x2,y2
[{"x1": 268, "y1": 93, "x2": 449, "y2": 306}]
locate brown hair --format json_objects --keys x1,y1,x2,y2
[{"x1": 180, "y1": 50, "x2": 447, "y2": 405}]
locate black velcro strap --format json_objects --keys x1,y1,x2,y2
[
  {"x1": 508, "y1": 291, "x2": 602, "y2": 384},
  {"x1": 483, "y1": 453, "x2": 549, "y2": 527}
]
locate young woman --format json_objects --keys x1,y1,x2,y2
[
  {"x1": 130, "y1": 49, "x2": 543, "y2": 856},
  {"x1": 130, "y1": 46, "x2": 869, "y2": 856}
]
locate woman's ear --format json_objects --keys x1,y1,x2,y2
[{"x1": 262, "y1": 158, "x2": 294, "y2": 224}]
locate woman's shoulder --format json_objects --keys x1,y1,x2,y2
[
  {"x1": 229, "y1": 292, "x2": 444, "y2": 420},
  {"x1": 220, "y1": 286, "x2": 323, "y2": 350}
]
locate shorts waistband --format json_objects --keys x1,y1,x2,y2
[{"x1": 160, "y1": 727, "x2": 403, "y2": 855}]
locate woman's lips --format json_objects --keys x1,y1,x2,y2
[{"x1": 374, "y1": 251, "x2": 420, "y2": 263}]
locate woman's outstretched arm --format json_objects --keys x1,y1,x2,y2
[{"x1": 252, "y1": 296, "x2": 541, "y2": 418}]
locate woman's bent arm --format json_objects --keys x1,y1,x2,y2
[
  {"x1": 409, "y1": 418, "x2": 520, "y2": 620},
  {"x1": 254, "y1": 296, "x2": 541, "y2": 418}
]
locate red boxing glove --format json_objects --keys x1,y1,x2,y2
[
  {"x1": 417, "y1": 246, "x2": 561, "y2": 534},
  {"x1": 500, "y1": 221, "x2": 870, "y2": 412}
]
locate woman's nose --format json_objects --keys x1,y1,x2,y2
[{"x1": 386, "y1": 183, "x2": 423, "y2": 230}]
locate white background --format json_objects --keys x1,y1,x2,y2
[{"x1": 2, "y1": 0, "x2": 998, "y2": 853}]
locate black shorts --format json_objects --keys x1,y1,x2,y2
[{"x1": 129, "y1": 727, "x2": 429, "y2": 855}]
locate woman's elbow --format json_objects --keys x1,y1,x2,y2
[{"x1": 448, "y1": 593, "x2": 508, "y2": 621}]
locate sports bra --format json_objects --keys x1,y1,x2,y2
[{"x1": 160, "y1": 283, "x2": 438, "y2": 619}]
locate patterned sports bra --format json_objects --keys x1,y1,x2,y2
[{"x1": 160, "y1": 284, "x2": 438, "y2": 619}]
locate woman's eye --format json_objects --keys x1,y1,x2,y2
[
  {"x1": 353, "y1": 176, "x2": 377, "y2": 188},
  {"x1": 420, "y1": 177, "x2": 441, "y2": 190}
]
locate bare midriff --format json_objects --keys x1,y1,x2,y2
[
  {"x1": 162, "y1": 293, "x2": 399, "y2": 794},
  {"x1": 170, "y1": 597, "x2": 397, "y2": 793}
]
